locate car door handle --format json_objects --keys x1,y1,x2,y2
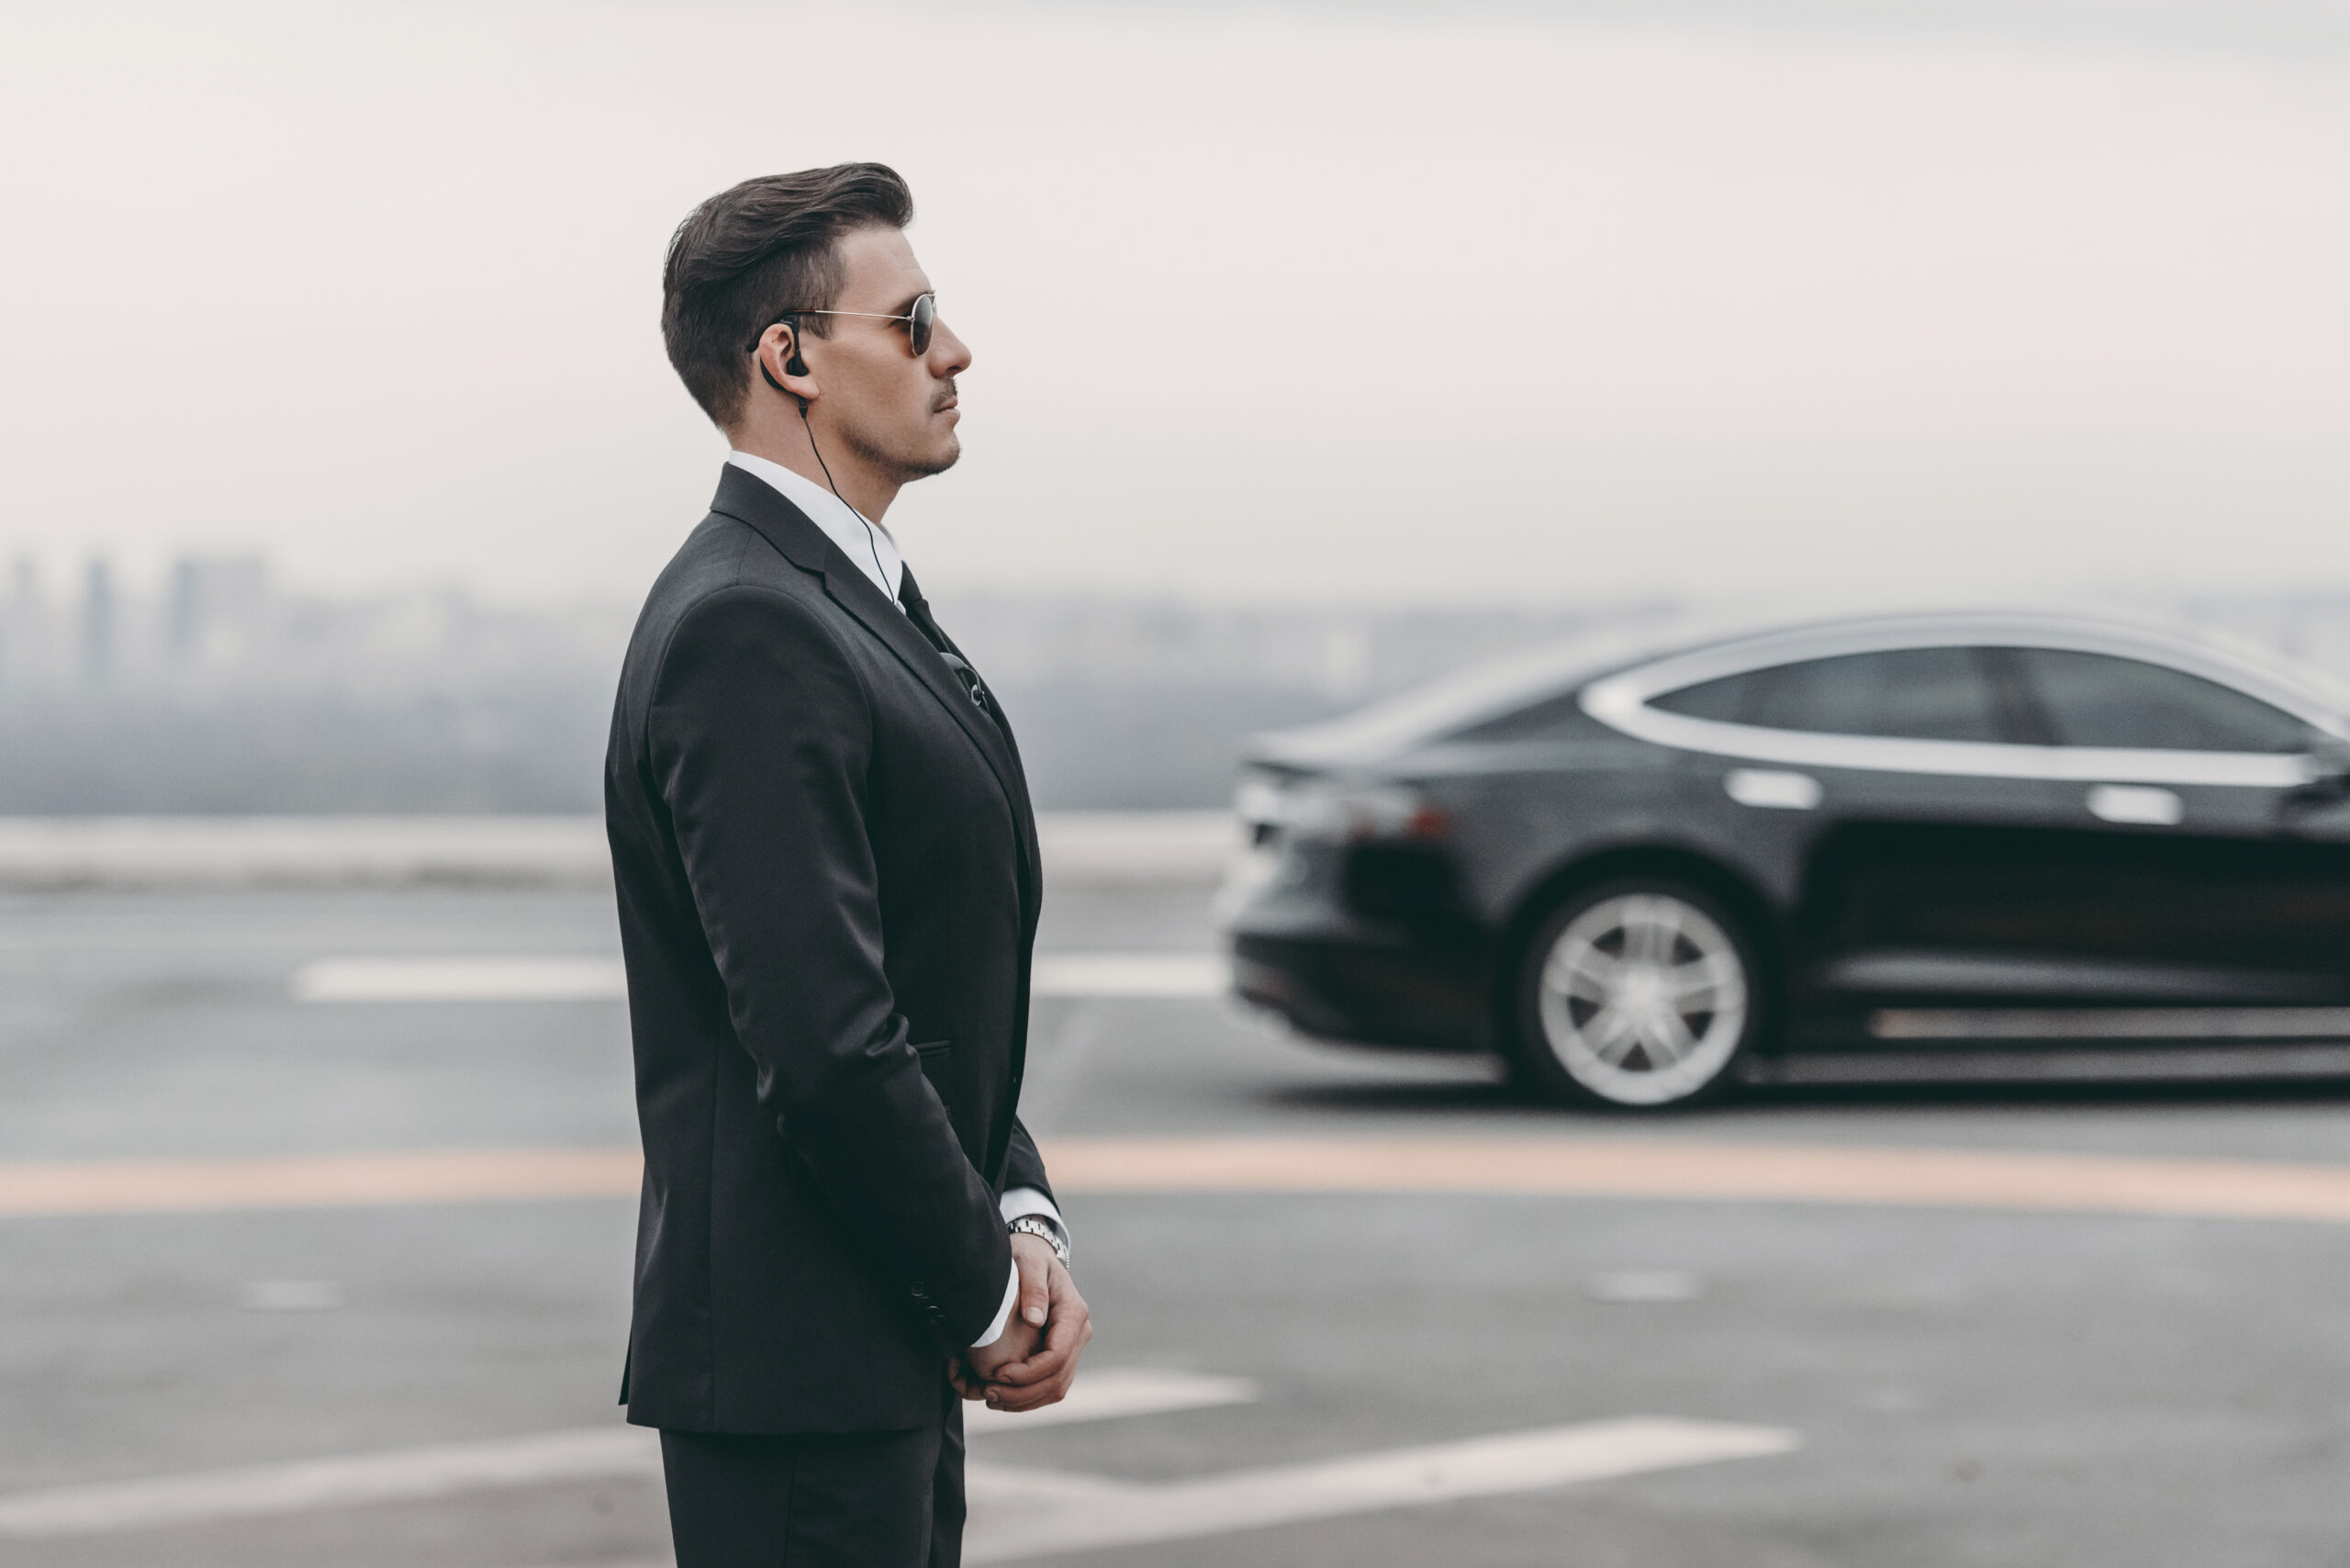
[
  {"x1": 1725, "y1": 768, "x2": 1822, "y2": 811},
  {"x1": 2087, "y1": 784, "x2": 2183, "y2": 825}
]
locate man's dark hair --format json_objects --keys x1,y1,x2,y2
[{"x1": 661, "y1": 163, "x2": 914, "y2": 427}]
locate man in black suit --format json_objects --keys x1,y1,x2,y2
[{"x1": 606, "y1": 163, "x2": 1091, "y2": 1568}]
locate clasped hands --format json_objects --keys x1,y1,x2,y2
[{"x1": 950, "y1": 1231, "x2": 1092, "y2": 1413}]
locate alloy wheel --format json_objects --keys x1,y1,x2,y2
[{"x1": 1533, "y1": 890, "x2": 1750, "y2": 1106}]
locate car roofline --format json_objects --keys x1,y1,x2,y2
[{"x1": 1583, "y1": 610, "x2": 2350, "y2": 738}]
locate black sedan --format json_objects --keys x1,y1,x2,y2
[{"x1": 1220, "y1": 612, "x2": 2350, "y2": 1107}]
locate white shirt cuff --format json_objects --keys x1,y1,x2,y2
[
  {"x1": 972, "y1": 1262, "x2": 1021, "y2": 1350},
  {"x1": 1000, "y1": 1187, "x2": 1064, "y2": 1231},
  {"x1": 971, "y1": 1189, "x2": 1068, "y2": 1349}
]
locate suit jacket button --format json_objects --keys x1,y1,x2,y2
[{"x1": 910, "y1": 1282, "x2": 927, "y2": 1299}]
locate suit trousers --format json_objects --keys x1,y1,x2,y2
[{"x1": 660, "y1": 1379, "x2": 965, "y2": 1568}]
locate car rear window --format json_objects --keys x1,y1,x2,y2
[
  {"x1": 1648, "y1": 646, "x2": 2006, "y2": 742},
  {"x1": 2007, "y1": 648, "x2": 2313, "y2": 753},
  {"x1": 1448, "y1": 691, "x2": 1597, "y2": 743}
]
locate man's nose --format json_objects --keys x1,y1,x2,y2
[{"x1": 933, "y1": 322, "x2": 972, "y2": 375}]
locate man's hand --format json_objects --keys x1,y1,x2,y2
[
  {"x1": 951, "y1": 1231, "x2": 1058, "y2": 1399},
  {"x1": 956, "y1": 1314, "x2": 1037, "y2": 1394},
  {"x1": 977, "y1": 1244, "x2": 1091, "y2": 1414}
]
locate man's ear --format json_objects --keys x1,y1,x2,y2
[{"x1": 755, "y1": 323, "x2": 817, "y2": 407}]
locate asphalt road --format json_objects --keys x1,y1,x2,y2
[{"x1": 6, "y1": 884, "x2": 2350, "y2": 1565}]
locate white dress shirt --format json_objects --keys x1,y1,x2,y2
[
  {"x1": 727, "y1": 451, "x2": 902, "y2": 603},
  {"x1": 727, "y1": 451, "x2": 1062, "y2": 1350}
]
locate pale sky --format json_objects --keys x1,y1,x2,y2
[{"x1": 3, "y1": 0, "x2": 2347, "y2": 607}]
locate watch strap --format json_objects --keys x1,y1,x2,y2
[{"x1": 1006, "y1": 1214, "x2": 1071, "y2": 1269}]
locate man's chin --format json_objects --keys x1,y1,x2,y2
[
  {"x1": 907, "y1": 437, "x2": 961, "y2": 479},
  {"x1": 847, "y1": 428, "x2": 962, "y2": 484}
]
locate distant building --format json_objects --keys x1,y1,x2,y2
[
  {"x1": 80, "y1": 556, "x2": 115, "y2": 685},
  {"x1": 1, "y1": 557, "x2": 43, "y2": 687},
  {"x1": 166, "y1": 554, "x2": 270, "y2": 670}
]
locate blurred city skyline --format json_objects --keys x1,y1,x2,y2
[
  {"x1": 0, "y1": 543, "x2": 1628, "y2": 810},
  {"x1": 3, "y1": 0, "x2": 2346, "y2": 610},
  {"x1": 15, "y1": 541, "x2": 2350, "y2": 814}
]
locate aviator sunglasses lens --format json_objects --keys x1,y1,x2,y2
[{"x1": 909, "y1": 293, "x2": 934, "y2": 356}]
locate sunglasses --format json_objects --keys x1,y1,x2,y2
[{"x1": 749, "y1": 293, "x2": 936, "y2": 359}]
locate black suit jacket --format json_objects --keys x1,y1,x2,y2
[{"x1": 605, "y1": 464, "x2": 1050, "y2": 1434}]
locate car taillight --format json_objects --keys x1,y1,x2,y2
[
  {"x1": 1284, "y1": 781, "x2": 1449, "y2": 844},
  {"x1": 1402, "y1": 801, "x2": 1452, "y2": 841}
]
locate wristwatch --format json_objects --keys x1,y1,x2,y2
[{"x1": 1006, "y1": 1214, "x2": 1071, "y2": 1270}]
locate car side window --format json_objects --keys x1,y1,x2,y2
[
  {"x1": 2007, "y1": 648, "x2": 2314, "y2": 753},
  {"x1": 1647, "y1": 646, "x2": 2007, "y2": 743}
]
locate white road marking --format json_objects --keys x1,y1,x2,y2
[
  {"x1": 0, "y1": 1374, "x2": 1785, "y2": 1559},
  {"x1": 0, "y1": 1370, "x2": 1252, "y2": 1540},
  {"x1": 1029, "y1": 953, "x2": 1225, "y2": 998},
  {"x1": 1585, "y1": 1269, "x2": 1703, "y2": 1304},
  {"x1": 0, "y1": 1428, "x2": 656, "y2": 1539},
  {"x1": 240, "y1": 1279, "x2": 342, "y2": 1312},
  {"x1": 500, "y1": 1414, "x2": 1796, "y2": 1568},
  {"x1": 292, "y1": 958, "x2": 626, "y2": 1002},
  {"x1": 290, "y1": 952, "x2": 1224, "y2": 1002},
  {"x1": 963, "y1": 1417, "x2": 1800, "y2": 1563},
  {"x1": 964, "y1": 1368, "x2": 1256, "y2": 1436}
]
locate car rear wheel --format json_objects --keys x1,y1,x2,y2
[{"x1": 1512, "y1": 879, "x2": 1760, "y2": 1108}]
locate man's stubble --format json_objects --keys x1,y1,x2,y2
[{"x1": 841, "y1": 377, "x2": 963, "y2": 486}]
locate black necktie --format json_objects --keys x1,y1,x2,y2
[{"x1": 897, "y1": 566, "x2": 996, "y2": 722}]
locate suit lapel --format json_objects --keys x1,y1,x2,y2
[
  {"x1": 923, "y1": 617, "x2": 1044, "y2": 919},
  {"x1": 823, "y1": 569, "x2": 1025, "y2": 793},
  {"x1": 709, "y1": 466, "x2": 1035, "y2": 875}
]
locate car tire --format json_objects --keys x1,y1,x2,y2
[{"x1": 1509, "y1": 877, "x2": 1762, "y2": 1109}]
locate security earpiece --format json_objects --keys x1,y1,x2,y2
[
  {"x1": 757, "y1": 363, "x2": 807, "y2": 420},
  {"x1": 759, "y1": 326, "x2": 811, "y2": 415}
]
